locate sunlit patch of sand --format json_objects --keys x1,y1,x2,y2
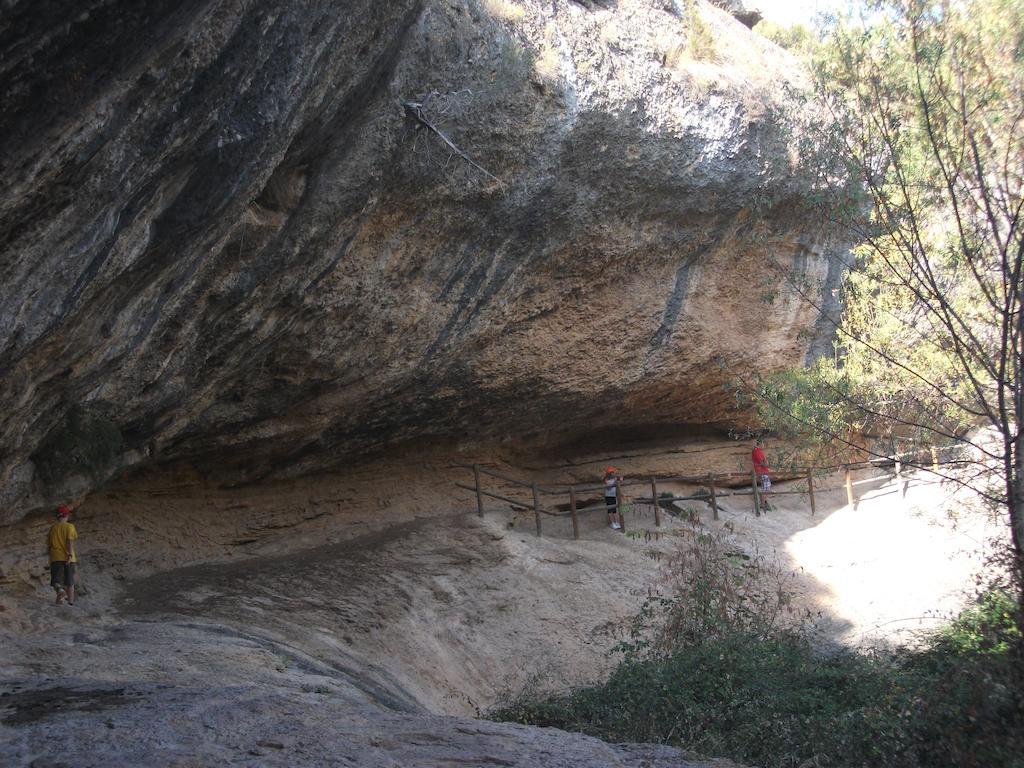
[{"x1": 783, "y1": 472, "x2": 1005, "y2": 647}]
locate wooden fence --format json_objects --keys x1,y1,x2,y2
[{"x1": 454, "y1": 444, "x2": 962, "y2": 539}]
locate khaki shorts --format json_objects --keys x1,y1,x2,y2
[{"x1": 50, "y1": 561, "x2": 76, "y2": 590}]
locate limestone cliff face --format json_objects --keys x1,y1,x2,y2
[{"x1": 0, "y1": 0, "x2": 845, "y2": 524}]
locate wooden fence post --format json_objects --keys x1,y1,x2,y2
[
  {"x1": 895, "y1": 455, "x2": 902, "y2": 480},
  {"x1": 532, "y1": 482, "x2": 542, "y2": 537},
  {"x1": 650, "y1": 477, "x2": 662, "y2": 527},
  {"x1": 708, "y1": 475, "x2": 719, "y2": 521},
  {"x1": 569, "y1": 485, "x2": 579, "y2": 540},
  {"x1": 931, "y1": 446, "x2": 939, "y2": 474},
  {"x1": 807, "y1": 468, "x2": 816, "y2": 517},
  {"x1": 845, "y1": 466, "x2": 854, "y2": 506},
  {"x1": 473, "y1": 464, "x2": 484, "y2": 518},
  {"x1": 752, "y1": 471, "x2": 761, "y2": 517}
]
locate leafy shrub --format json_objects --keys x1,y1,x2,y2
[
  {"x1": 926, "y1": 588, "x2": 1021, "y2": 657},
  {"x1": 491, "y1": 532, "x2": 1024, "y2": 768}
]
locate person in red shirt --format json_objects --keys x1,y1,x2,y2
[{"x1": 751, "y1": 438, "x2": 771, "y2": 512}]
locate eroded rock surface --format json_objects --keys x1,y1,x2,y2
[
  {"x1": 1, "y1": 455, "x2": 757, "y2": 767},
  {"x1": 0, "y1": 0, "x2": 845, "y2": 523}
]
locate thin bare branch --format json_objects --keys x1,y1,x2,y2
[{"x1": 403, "y1": 101, "x2": 505, "y2": 187}]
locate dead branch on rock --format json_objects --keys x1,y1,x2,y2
[{"x1": 402, "y1": 99, "x2": 504, "y2": 188}]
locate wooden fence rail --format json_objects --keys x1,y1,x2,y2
[{"x1": 458, "y1": 445, "x2": 964, "y2": 539}]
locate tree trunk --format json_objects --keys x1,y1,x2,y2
[
  {"x1": 1011, "y1": 443, "x2": 1024, "y2": 644},
  {"x1": 1011, "y1": 306, "x2": 1024, "y2": 640}
]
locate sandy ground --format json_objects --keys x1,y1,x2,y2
[
  {"x1": 0, "y1": 440, "x2": 1005, "y2": 766},
  {"x1": 706, "y1": 469, "x2": 1003, "y2": 648}
]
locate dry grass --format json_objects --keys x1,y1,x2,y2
[
  {"x1": 482, "y1": 0, "x2": 525, "y2": 23},
  {"x1": 647, "y1": 1, "x2": 808, "y2": 119},
  {"x1": 532, "y1": 43, "x2": 562, "y2": 83}
]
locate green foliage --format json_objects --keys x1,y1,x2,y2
[
  {"x1": 502, "y1": 8, "x2": 1024, "y2": 765},
  {"x1": 794, "y1": 0, "x2": 1024, "y2": 450},
  {"x1": 755, "y1": 360, "x2": 862, "y2": 459},
  {"x1": 754, "y1": 19, "x2": 819, "y2": 56},
  {"x1": 760, "y1": 0, "x2": 1021, "y2": 440},
  {"x1": 753, "y1": 0, "x2": 1024, "y2": 602},
  {"x1": 927, "y1": 588, "x2": 1022, "y2": 657},
  {"x1": 492, "y1": 537, "x2": 1024, "y2": 768},
  {"x1": 495, "y1": 624, "x2": 1024, "y2": 768}
]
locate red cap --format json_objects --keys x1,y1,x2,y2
[
  {"x1": 56, "y1": 505, "x2": 71, "y2": 517},
  {"x1": 605, "y1": 466, "x2": 618, "y2": 474}
]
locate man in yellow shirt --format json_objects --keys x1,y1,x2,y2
[{"x1": 47, "y1": 505, "x2": 78, "y2": 605}]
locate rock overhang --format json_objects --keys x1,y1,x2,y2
[{"x1": 0, "y1": 0, "x2": 849, "y2": 524}]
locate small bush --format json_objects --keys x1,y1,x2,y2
[
  {"x1": 491, "y1": 530, "x2": 1024, "y2": 768},
  {"x1": 496, "y1": 623, "x2": 1024, "y2": 767},
  {"x1": 637, "y1": 529, "x2": 805, "y2": 654},
  {"x1": 496, "y1": 633, "x2": 904, "y2": 765},
  {"x1": 926, "y1": 587, "x2": 1021, "y2": 657}
]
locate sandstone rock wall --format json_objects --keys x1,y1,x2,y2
[{"x1": 0, "y1": 0, "x2": 846, "y2": 524}]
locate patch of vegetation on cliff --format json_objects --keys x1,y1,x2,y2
[{"x1": 491, "y1": 531, "x2": 1024, "y2": 768}]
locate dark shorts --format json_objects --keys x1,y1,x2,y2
[
  {"x1": 605, "y1": 495, "x2": 618, "y2": 513},
  {"x1": 50, "y1": 561, "x2": 76, "y2": 590}
]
